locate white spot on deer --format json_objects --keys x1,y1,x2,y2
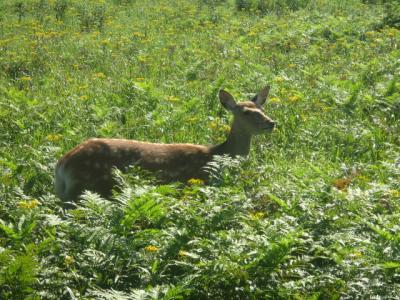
[
  {"x1": 124, "y1": 148, "x2": 133, "y2": 156},
  {"x1": 154, "y1": 157, "x2": 165, "y2": 164}
]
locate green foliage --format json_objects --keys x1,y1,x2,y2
[
  {"x1": 54, "y1": 0, "x2": 69, "y2": 21},
  {"x1": 236, "y1": 0, "x2": 310, "y2": 14},
  {"x1": 383, "y1": 0, "x2": 400, "y2": 29},
  {"x1": 121, "y1": 190, "x2": 166, "y2": 230},
  {"x1": 0, "y1": 249, "x2": 38, "y2": 299},
  {"x1": 0, "y1": 0, "x2": 400, "y2": 298},
  {"x1": 76, "y1": 2, "x2": 107, "y2": 32}
]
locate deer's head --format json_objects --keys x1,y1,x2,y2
[{"x1": 219, "y1": 86, "x2": 275, "y2": 135}]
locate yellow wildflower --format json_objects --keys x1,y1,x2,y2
[
  {"x1": 269, "y1": 97, "x2": 281, "y2": 104},
  {"x1": 18, "y1": 199, "x2": 40, "y2": 209},
  {"x1": 250, "y1": 211, "x2": 265, "y2": 220},
  {"x1": 20, "y1": 76, "x2": 32, "y2": 82},
  {"x1": 321, "y1": 104, "x2": 332, "y2": 112},
  {"x1": 101, "y1": 39, "x2": 110, "y2": 46},
  {"x1": 132, "y1": 31, "x2": 145, "y2": 38},
  {"x1": 274, "y1": 76, "x2": 286, "y2": 83},
  {"x1": 221, "y1": 124, "x2": 231, "y2": 133},
  {"x1": 351, "y1": 251, "x2": 363, "y2": 258},
  {"x1": 35, "y1": 32, "x2": 46, "y2": 39},
  {"x1": 288, "y1": 95, "x2": 301, "y2": 102},
  {"x1": 145, "y1": 245, "x2": 159, "y2": 252},
  {"x1": 179, "y1": 250, "x2": 189, "y2": 257},
  {"x1": 365, "y1": 31, "x2": 376, "y2": 38},
  {"x1": 91, "y1": 31, "x2": 100, "y2": 38},
  {"x1": 187, "y1": 178, "x2": 204, "y2": 185},
  {"x1": 46, "y1": 134, "x2": 62, "y2": 142},
  {"x1": 93, "y1": 72, "x2": 106, "y2": 79},
  {"x1": 186, "y1": 117, "x2": 198, "y2": 123},
  {"x1": 166, "y1": 96, "x2": 179, "y2": 102},
  {"x1": 209, "y1": 121, "x2": 218, "y2": 129},
  {"x1": 138, "y1": 55, "x2": 147, "y2": 63},
  {"x1": 80, "y1": 95, "x2": 89, "y2": 101},
  {"x1": 64, "y1": 255, "x2": 75, "y2": 266},
  {"x1": 382, "y1": 27, "x2": 399, "y2": 37}
]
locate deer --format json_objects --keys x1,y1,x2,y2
[{"x1": 55, "y1": 86, "x2": 275, "y2": 203}]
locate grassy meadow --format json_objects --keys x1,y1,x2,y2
[{"x1": 1, "y1": 0, "x2": 400, "y2": 298}]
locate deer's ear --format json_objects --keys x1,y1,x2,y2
[
  {"x1": 251, "y1": 85, "x2": 270, "y2": 106},
  {"x1": 219, "y1": 90, "x2": 237, "y2": 111}
]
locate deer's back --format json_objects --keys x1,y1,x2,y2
[{"x1": 55, "y1": 138, "x2": 212, "y2": 201}]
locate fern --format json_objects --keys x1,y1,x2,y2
[
  {"x1": 89, "y1": 284, "x2": 188, "y2": 300},
  {"x1": 203, "y1": 155, "x2": 244, "y2": 186},
  {"x1": 89, "y1": 288, "x2": 134, "y2": 299},
  {"x1": 121, "y1": 192, "x2": 166, "y2": 231},
  {"x1": 0, "y1": 250, "x2": 38, "y2": 299},
  {"x1": 0, "y1": 220, "x2": 17, "y2": 239}
]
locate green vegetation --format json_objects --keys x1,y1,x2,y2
[{"x1": 1, "y1": 0, "x2": 399, "y2": 298}]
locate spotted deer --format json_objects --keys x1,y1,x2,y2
[{"x1": 55, "y1": 86, "x2": 275, "y2": 203}]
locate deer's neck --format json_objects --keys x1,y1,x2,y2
[{"x1": 210, "y1": 121, "x2": 252, "y2": 157}]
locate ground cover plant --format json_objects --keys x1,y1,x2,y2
[{"x1": 0, "y1": 0, "x2": 399, "y2": 298}]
